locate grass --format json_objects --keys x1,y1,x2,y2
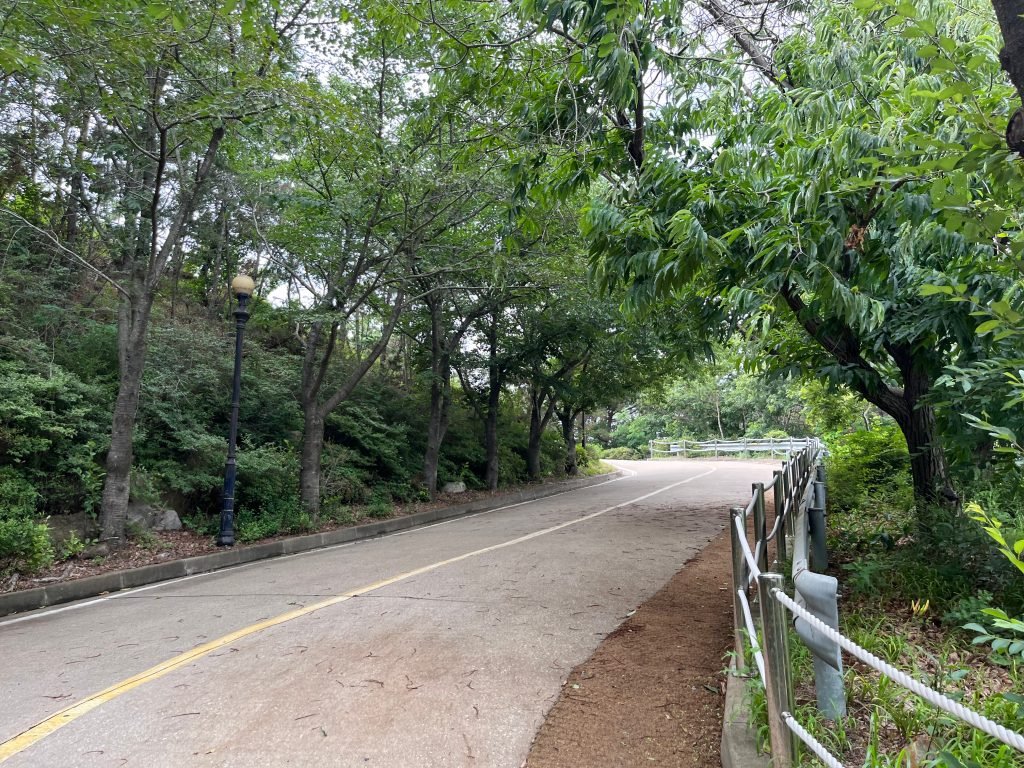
[
  {"x1": 785, "y1": 502, "x2": 1024, "y2": 767},
  {"x1": 743, "y1": 429, "x2": 1024, "y2": 767}
]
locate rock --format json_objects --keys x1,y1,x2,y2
[
  {"x1": 127, "y1": 502, "x2": 182, "y2": 532},
  {"x1": 441, "y1": 481, "x2": 467, "y2": 494},
  {"x1": 81, "y1": 541, "x2": 111, "y2": 559},
  {"x1": 46, "y1": 512, "x2": 93, "y2": 547}
]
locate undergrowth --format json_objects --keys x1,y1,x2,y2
[{"x1": 754, "y1": 427, "x2": 1024, "y2": 767}]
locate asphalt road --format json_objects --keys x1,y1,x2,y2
[{"x1": 0, "y1": 459, "x2": 771, "y2": 768}]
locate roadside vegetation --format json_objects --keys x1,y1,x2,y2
[
  {"x1": 761, "y1": 422, "x2": 1024, "y2": 767},
  {"x1": 3, "y1": 3, "x2": 1024, "y2": 758}
]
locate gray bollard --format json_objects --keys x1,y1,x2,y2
[
  {"x1": 808, "y1": 505, "x2": 828, "y2": 572},
  {"x1": 793, "y1": 570, "x2": 846, "y2": 720}
]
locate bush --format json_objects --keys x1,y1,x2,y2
[
  {"x1": 0, "y1": 468, "x2": 38, "y2": 518},
  {"x1": 497, "y1": 443, "x2": 528, "y2": 486},
  {"x1": 233, "y1": 444, "x2": 306, "y2": 542},
  {"x1": 601, "y1": 446, "x2": 643, "y2": 460},
  {"x1": 365, "y1": 492, "x2": 393, "y2": 519},
  {"x1": 0, "y1": 518, "x2": 53, "y2": 574},
  {"x1": 825, "y1": 426, "x2": 913, "y2": 515}
]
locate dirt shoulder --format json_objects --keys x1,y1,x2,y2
[{"x1": 526, "y1": 526, "x2": 734, "y2": 767}]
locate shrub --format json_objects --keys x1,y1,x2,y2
[
  {"x1": 233, "y1": 444, "x2": 306, "y2": 542},
  {"x1": 0, "y1": 518, "x2": 53, "y2": 574},
  {"x1": 825, "y1": 426, "x2": 913, "y2": 515},
  {"x1": 601, "y1": 446, "x2": 643, "y2": 460},
  {"x1": 575, "y1": 444, "x2": 591, "y2": 468},
  {"x1": 365, "y1": 492, "x2": 393, "y2": 519},
  {"x1": 497, "y1": 443, "x2": 528, "y2": 486}
]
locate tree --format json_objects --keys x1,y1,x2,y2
[
  {"x1": 0, "y1": 0, "x2": 319, "y2": 545},
  {"x1": 580, "y1": 0, "x2": 1019, "y2": 508},
  {"x1": 990, "y1": 0, "x2": 1024, "y2": 153}
]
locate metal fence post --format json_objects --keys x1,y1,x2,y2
[
  {"x1": 729, "y1": 506, "x2": 748, "y2": 673},
  {"x1": 781, "y1": 464, "x2": 794, "y2": 540},
  {"x1": 752, "y1": 482, "x2": 768, "y2": 574},
  {"x1": 758, "y1": 573, "x2": 797, "y2": 768},
  {"x1": 773, "y1": 469, "x2": 787, "y2": 564}
]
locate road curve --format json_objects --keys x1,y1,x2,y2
[{"x1": 0, "y1": 459, "x2": 770, "y2": 767}]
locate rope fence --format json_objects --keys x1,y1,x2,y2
[{"x1": 727, "y1": 441, "x2": 1024, "y2": 767}]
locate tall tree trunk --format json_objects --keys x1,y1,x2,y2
[
  {"x1": 300, "y1": 407, "x2": 325, "y2": 518},
  {"x1": 99, "y1": 292, "x2": 152, "y2": 544},
  {"x1": 98, "y1": 121, "x2": 226, "y2": 544},
  {"x1": 297, "y1": 294, "x2": 404, "y2": 518},
  {"x1": 484, "y1": 312, "x2": 500, "y2": 491},
  {"x1": 527, "y1": 386, "x2": 553, "y2": 481},
  {"x1": 992, "y1": 0, "x2": 1024, "y2": 104},
  {"x1": 992, "y1": 0, "x2": 1024, "y2": 153},
  {"x1": 780, "y1": 282, "x2": 956, "y2": 511},
  {"x1": 559, "y1": 408, "x2": 578, "y2": 476},
  {"x1": 423, "y1": 359, "x2": 451, "y2": 498},
  {"x1": 423, "y1": 295, "x2": 451, "y2": 498},
  {"x1": 889, "y1": 396, "x2": 956, "y2": 512}
]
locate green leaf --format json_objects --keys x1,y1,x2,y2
[
  {"x1": 975, "y1": 319, "x2": 1001, "y2": 335},
  {"x1": 895, "y1": 2, "x2": 918, "y2": 18}
]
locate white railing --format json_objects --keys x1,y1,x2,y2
[
  {"x1": 727, "y1": 443, "x2": 1024, "y2": 767},
  {"x1": 650, "y1": 436, "x2": 816, "y2": 459}
]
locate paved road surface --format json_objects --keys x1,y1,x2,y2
[{"x1": 0, "y1": 460, "x2": 770, "y2": 767}]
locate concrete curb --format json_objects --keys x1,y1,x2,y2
[
  {"x1": 1, "y1": 471, "x2": 623, "y2": 617},
  {"x1": 721, "y1": 658, "x2": 770, "y2": 768}
]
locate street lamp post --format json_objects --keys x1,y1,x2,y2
[{"x1": 217, "y1": 275, "x2": 256, "y2": 547}]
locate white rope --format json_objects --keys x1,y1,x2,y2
[
  {"x1": 732, "y1": 513, "x2": 761, "y2": 582},
  {"x1": 752, "y1": 538, "x2": 765, "y2": 569},
  {"x1": 773, "y1": 589, "x2": 1024, "y2": 753},
  {"x1": 765, "y1": 511, "x2": 785, "y2": 543},
  {"x1": 784, "y1": 712, "x2": 847, "y2": 768},
  {"x1": 737, "y1": 588, "x2": 766, "y2": 684}
]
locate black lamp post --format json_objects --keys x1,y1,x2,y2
[{"x1": 217, "y1": 274, "x2": 256, "y2": 547}]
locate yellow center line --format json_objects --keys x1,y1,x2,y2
[{"x1": 0, "y1": 466, "x2": 716, "y2": 762}]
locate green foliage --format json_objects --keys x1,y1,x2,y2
[
  {"x1": 56, "y1": 531, "x2": 88, "y2": 561},
  {"x1": 0, "y1": 355, "x2": 109, "y2": 516},
  {"x1": 0, "y1": 518, "x2": 53, "y2": 574},
  {"x1": 608, "y1": 360, "x2": 810, "y2": 449},
  {"x1": 963, "y1": 502, "x2": 1024, "y2": 661},
  {"x1": 0, "y1": 468, "x2": 54, "y2": 573},
  {"x1": 826, "y1": 427, "x2": 913, "y2": 515},
  {"x1": 233, "y1": 445, "x2": 305, "y2": 543},
  {"x1": 799, "y1": 380, "x2": 869, "y2": 438},
  {"x1": 600, "y1": 446, "x2": 643, "y2": 460},
  {"x1": 365, "y1": 493, "x2": 393, "y2": 520}
]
